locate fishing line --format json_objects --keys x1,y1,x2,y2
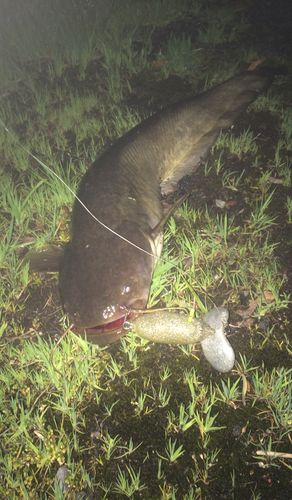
[
  {"x1": 1, "y1": 120, "x2": 168, "y2": 260},
  {"x1": 0, "y1": 119, "x2": 212, "y2": 311}
]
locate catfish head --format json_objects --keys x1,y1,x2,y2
[{"x1": 59, "y1": 220, "x2": 160, "y2": 344}]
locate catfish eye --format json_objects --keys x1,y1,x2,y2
[{"x1": 122, "y1": 284, "x2": 131, "y2": 294}]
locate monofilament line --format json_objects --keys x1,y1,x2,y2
[{"x1": 0, "y1": 120, "x2": 159, "y2": 260}]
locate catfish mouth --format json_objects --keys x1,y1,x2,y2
[
  {"x1": 66, "y1": 298, "x2": 148, "y2": 345},
  {"x1": 73, "y1": 311, "x2": 133, "y2": 336},
  {"x1": 68, "y1": 297, "x2": 148, "y2": 342}
]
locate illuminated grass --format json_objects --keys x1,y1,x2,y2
[{"x1": 0, "y1": 0, "x2": 291, "y2": 497}]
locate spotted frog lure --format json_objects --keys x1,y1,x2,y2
[{"x1": 129, "y1": 306, "x2": 235, "y2": 372}]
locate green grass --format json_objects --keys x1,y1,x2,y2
[
  {"x1": 149, "y1": 189, "x2": 289, "y2": 318},
  {"x1": 215, "y1": 128, "x2": 259, "y2": 159},
  {"x1": 0, "y1": 0, "x2": 292, "y2": 498},
  {"x1": 156, "y1": 34, "x2": 204, "y2": 78},
  {"x1": 2, "y1": 332, "x2": 292, "y2": 497}
]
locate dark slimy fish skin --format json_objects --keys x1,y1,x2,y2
[{"x1": 35, "y1": 71, "x2": 273, "y2": 345}]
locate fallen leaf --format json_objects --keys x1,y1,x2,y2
[
  {"x1": 247, "y1": 60, "x2": 263, "y2": 71},
  {"x1": 34, "y1": 430, "x2": 44, "y2": 440},
  {"x1": 234, "y1": 317, "x2": 255, "y2": 328},
  {"x1": 268, "y1": 177, "x2": 283, "y2": 184},
  {"x1": 235, "y1": 290, "x2": 275, "y2": 318},
  {"x1": 152, "y1": 59, "x2": 168, "y2": 68}
]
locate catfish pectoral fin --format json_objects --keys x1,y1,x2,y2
[
  {"x1": 160, "y1": 131, "x2": 219, "y2": 195},
  {"x1": 151, "y1": 192, "x2": 190, "y2": 237},
  {"x1": 23, "y1": 244, "x2": 64, "y2": 273}
]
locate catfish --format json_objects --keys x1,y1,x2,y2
[{"x1": 26, "y1": 70, "x2": 273, "y2": 345}]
